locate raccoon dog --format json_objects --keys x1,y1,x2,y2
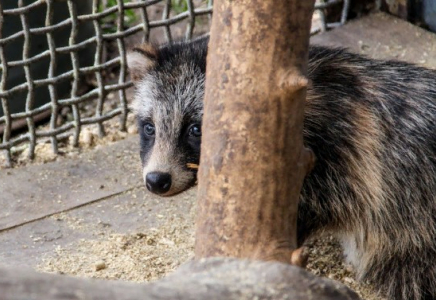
[{"x1": 127, "y1": 36, "x2": 436, "y2": 300}]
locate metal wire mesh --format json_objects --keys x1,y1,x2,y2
[{"x1": 0, "y1": 0, "x2": 349, "y2": 167}]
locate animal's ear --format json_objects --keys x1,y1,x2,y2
[{"x1": 126, "y1": 43, "x2": 158, "y2": 82}]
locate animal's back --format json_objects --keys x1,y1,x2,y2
[{"x1": 301, "y1": 46, "x2": 436, "y2": 300}]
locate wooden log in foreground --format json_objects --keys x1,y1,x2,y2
[
  {"x1": 0, "y1": 258, "x2": 359, "y2": 300},
  {"x1": 195, "y1": 0, "x2": 316, "y2": 262}
]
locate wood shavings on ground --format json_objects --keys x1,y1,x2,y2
[
  {"x1": 37, "y1": 216, "x2": 195, "y2": 282},
  {"x1": 38, "y1": 207, "x2": 384, "y2": 299},
  {"x1": 305, "y1": 237, "x2": 385, "y2": 300}
]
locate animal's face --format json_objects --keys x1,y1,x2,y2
[{"x1": 127, "y1": 39, "x2": 207, "y2": 196}]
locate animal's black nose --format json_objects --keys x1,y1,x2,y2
[{"x1": 146, "y1": 172, "x2": 172, "y2": 194}]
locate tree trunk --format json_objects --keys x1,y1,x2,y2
[{"x1": 195, "y1": 0, "x2": 316, "y2": 263}]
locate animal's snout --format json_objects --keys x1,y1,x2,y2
[{"x1": 145, "y1": 172, "x2": 172, "y2": 194}]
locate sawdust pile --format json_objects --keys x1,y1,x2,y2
[
  {"x1": 38, "y1": 213, "x2": 383, "y2": 300},
  {"x1": 306, "y1": 237, "x2": 384, "y2": 300},
  {"x1": 38, "y1": 214, "x2": 194, "y2": 282}
]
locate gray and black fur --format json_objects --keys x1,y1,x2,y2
[{"x1": 127, "y1": 36, "x2": 436, "y2": 300}]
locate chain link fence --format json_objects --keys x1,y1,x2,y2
[{"x1": 0, "y1": 0, "x2": 349, "y2": 167}]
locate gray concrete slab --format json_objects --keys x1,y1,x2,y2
[
  {"x1": 311, "y1": 12, "x2": 436, "y2": 69},
  {"x1": 0, "y1": 137, "x2": 142, "y2": 231},
  {"x1": 0, "y1": 186, "x2": 195, "y2": 268}
]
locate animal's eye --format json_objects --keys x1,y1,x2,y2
[
  {"x1": 188, "y1": 124, "x2": 201, "y2": 137},
  {"x1": 143, "y1": 123, "x2": 155, "y2": 136}
]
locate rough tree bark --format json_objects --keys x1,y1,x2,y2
[{"x1": 195, "y1": 0, "x2": 316, "y2": 263}]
